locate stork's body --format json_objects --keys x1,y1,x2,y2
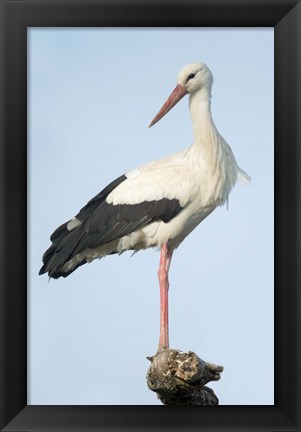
[{"x1": 40, "y1": 62, "x2": 249, "y2": 350}]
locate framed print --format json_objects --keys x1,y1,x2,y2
[
  {"x1": 1, "y1": 0, "x2": 300, "y2": 431},
  {"x1": 27, "y1": 26, "x2": 274, "y2": 407}
]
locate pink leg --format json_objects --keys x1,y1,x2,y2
[{"x1": 158, "y1": 243, "x2": 173, "y2": 351}]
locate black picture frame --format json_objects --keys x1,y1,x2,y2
[{"x1": 0, "y1": 0, "x2": 300, "y2": 430}]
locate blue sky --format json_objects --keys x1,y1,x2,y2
[{"x1": 28, "y1": 28, "x2": 274, "y2": 405}]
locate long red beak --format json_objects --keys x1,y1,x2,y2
[{"x1": 149, "y1": 84, "x2": 188, "y2": 128}]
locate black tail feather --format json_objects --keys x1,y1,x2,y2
[
  {"x1": 39, "y1": 222, "x2": 87, "y2": 278},
  {"x1": 40, "y1": 174, "x2": 127, "y2": 279}
]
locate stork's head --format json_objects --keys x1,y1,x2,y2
[
  {"x1": 149, "y1": 62, "x2": 213, "y2": 128},
  {"x1": 177, "y1": 62, "x2": 213, "y2": 94}
]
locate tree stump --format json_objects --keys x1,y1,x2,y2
[{"x1": 146, "y1": 348, "x2": 223, "y2": 405}]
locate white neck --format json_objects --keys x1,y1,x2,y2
[
  {"x1": 189, "y1": 86, "x2": 215, "y2": 142},
  {"x1": 187, "y1": 86, "x2": 240, "y2": 206},
  {"x1": 188, "y1": 87, "x2": 223, "y2": 169}
]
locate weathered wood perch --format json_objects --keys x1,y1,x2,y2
[{"x1": 146, "y1": 349, "x2": 223, "y2": 405}]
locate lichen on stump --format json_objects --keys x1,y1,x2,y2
[{"x1": 146, "y1": 349, "x2": 223, "y2": 405}]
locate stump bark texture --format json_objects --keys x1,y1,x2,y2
[{"x1": 146, "y1": 349, "x2": 223, "y2": 405}]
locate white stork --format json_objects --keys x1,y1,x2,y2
[{"x1": 40, "y1": 62, "x2": 250, "y2": 351}]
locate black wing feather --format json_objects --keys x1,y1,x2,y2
[{"x1": 39, "y1": 174, "x2": 183, "y2": 279}]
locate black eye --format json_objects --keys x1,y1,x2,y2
[{"x1": 186, "y1": 73, "x2": 195, "y2": 82}]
